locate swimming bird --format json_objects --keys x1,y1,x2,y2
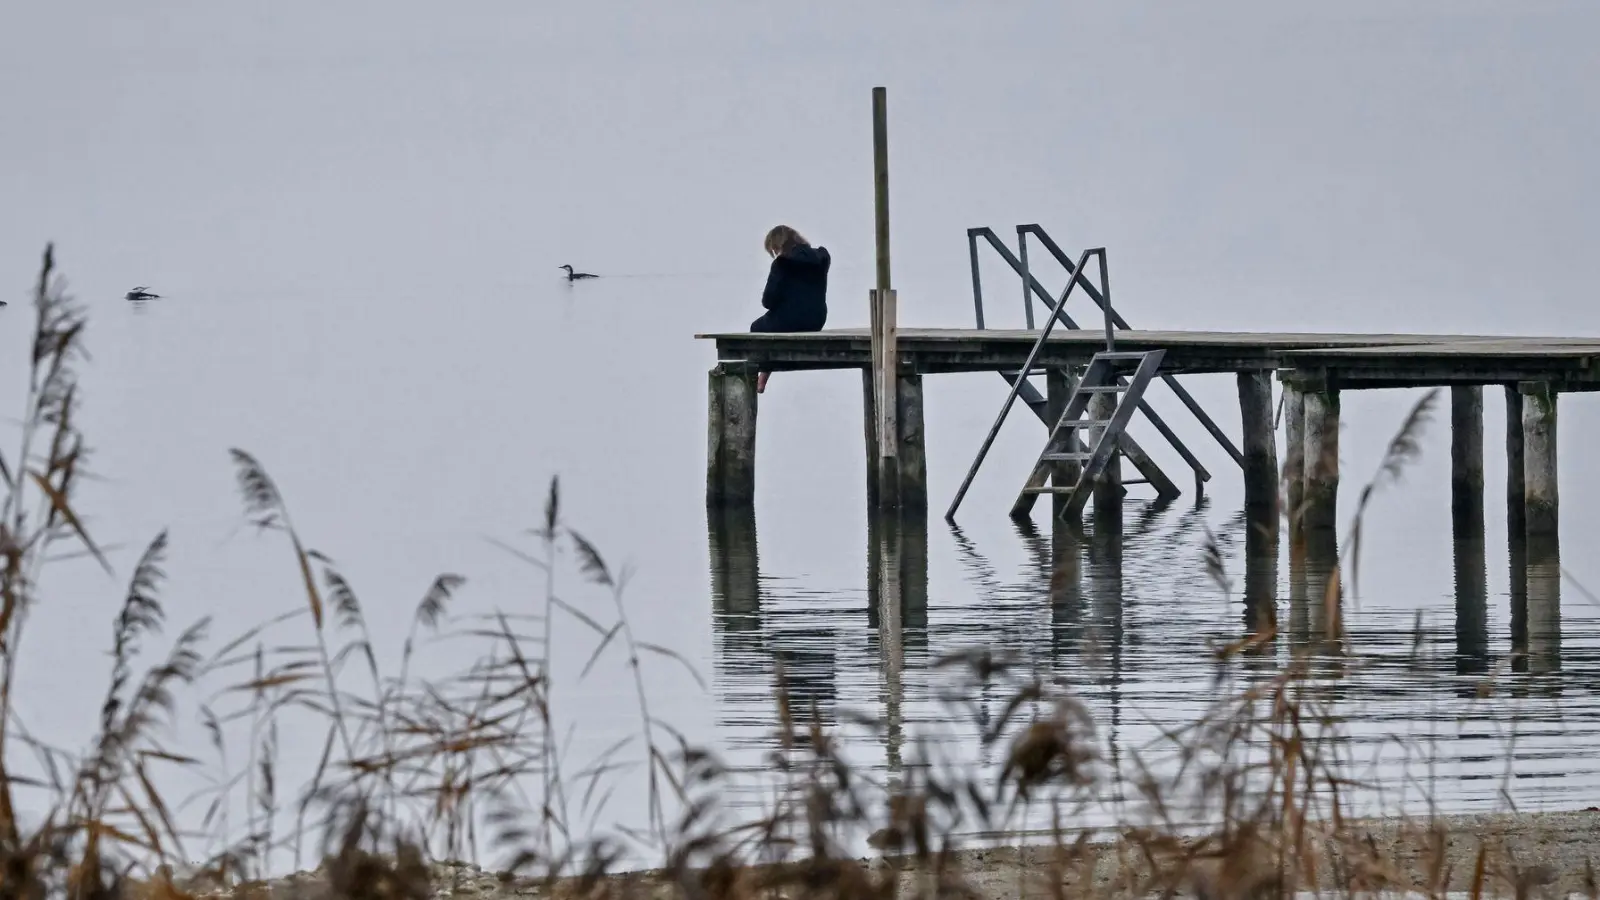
[
  {"x1": 559, "y1": 265, "x2": 598, "y2": 281},
  {"x1": 125, "y1": 286, "x2": 160, "y2": 301}
]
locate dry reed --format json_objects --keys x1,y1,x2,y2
[{"x1": 0, "y1": 246, "x2": 1580, "y2": 899}]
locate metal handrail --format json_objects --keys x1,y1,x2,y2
[
  {"x1": 946, "y1": 247, "x2": 1101, "y2": 522},
  {"x1": 968, "y1": 225, "x2": 1243, "y2": 472},
  {"x1": 967, "y1": 226, "x2": 1212, "y2": 487},
  {"x1": 1016, "y1": 224, "x2": 1245, "y2": 468}
]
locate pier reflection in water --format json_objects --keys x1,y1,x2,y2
[{"x1": 705, "y1": 492, "x2": 1600, "y2": 821}]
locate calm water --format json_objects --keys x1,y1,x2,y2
[{"x1": 4, "y1": 0, "x2": 1600, "y2": 867}]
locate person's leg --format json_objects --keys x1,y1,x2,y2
[{"x1": 750, "y1": 313, "x2": 781, "y2": 393}]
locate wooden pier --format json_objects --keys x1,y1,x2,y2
[{"x1": 700, "y1": 327, "x2": 1597, "y2": 552}]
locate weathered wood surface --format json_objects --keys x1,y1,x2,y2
[
  {"x1": 1521, "y1": 382, "x2": 1559, "y2": 542},
  {"x1": 706, "y1": 365, "x2": 758, "y2": 507},
  {"x1": 698, "y1": 328, "x2": 1600, "y2": 384},
  {"x1": 1282, "y1": 384, "x2": 1306, "y2": 540},
  {"x1": 1301, "y1": 388, "x2": 1340, "y2": 535},
  {"x1": 1237, "y1": 372, "x2": 1278, "y2": 525}
]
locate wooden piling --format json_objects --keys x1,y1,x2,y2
[
  {"x1": 1237, "y1": 372, "x2": 1279, "y2": 528},
  {"x1": 1505, "y1": 385, "x2": 1526, "y2": 538},
  {"x1": 1520, "y1": 382, "x2": 1558, "y2": 542},
  {"x1": 1450, "y1": 385, "x2": 1485, "y2": 533},
  {"x1": 1282, "y1": 383, "x2": 1305, "y2": 539},
  {"x1": 706, "y1": 364, "x2": 758, "y2": 507},
  {"x1": 896, "y1": 371, "x2": 927, "y2": 510},
  {"x1": 1091, "y1": 391, "x2": 1121, "y2": 524},
  {"x1": 1301, "y1": 385, "x2": 1340, "y2": 535},
  {"x1": 863, "y1": 365, "x2": 927, "y2": 511},
  {"x1": 1047, "y1": 368, "x2": 1078, "y2": 521}
]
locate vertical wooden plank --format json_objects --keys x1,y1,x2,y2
[
  {"x1": 879, "y1": 289, "x2": 898, "y2": 459},
  {"x1": 870, "y1": 289, "x2": 901, "y2": 508}
]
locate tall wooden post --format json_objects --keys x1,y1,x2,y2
[
  {"x1": 873, "y1": 87, "x2": 891, "y2": 292},
  {"x1": 865, "y1": 87, "x2": 919, "y2": 509}
]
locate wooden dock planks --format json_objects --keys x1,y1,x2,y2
[{"x1": 697, "y1": 328, "x2": 1600, "y2": 386}]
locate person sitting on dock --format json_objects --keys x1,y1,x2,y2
[{"x1": 751, "y1": 225, "x2": 830, "y2": 393}]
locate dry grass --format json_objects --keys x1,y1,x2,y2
[{"x1": 0, "y1": 246, "x2": 1581, "y2": 899}]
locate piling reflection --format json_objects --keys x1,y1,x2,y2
[
  {"x1": 1293, "y1": 531, "x2": 1345, "y2": 675},
  {"x1": 1508, "y1": 528, "x2": 1529, "y2": 676},
  {"x1": 867, "y1": 512, "x2": 929, "y2": 639},
  {"x1": 1451, "y1": 530, "x2": 1489, "y2": 678},
  {"x1": 707, "y1": 506, "x2": 839, "y2": 733},
  {"x1": 1524, "y1": 533, "x2": 1561, "y2": 677},
  {"x1": 866, "y1": 511, "x2": 929, "y2": 777},
  {"x1": 704, "y1": 483, "x2": 1600, "y2": 822},
  {"x1": 709, "y1": 505, "x2": 759, "y2": 630},
  {"x1": 1046, "y1": 522, "x2": 1085, "y2": 658},
  {"x1": 1242, "y1": 517, "x2": 1279, "y2": 658}
]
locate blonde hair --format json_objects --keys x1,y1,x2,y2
[{"x1": 764, "y1": 225, "x2": 808, "y2": 257}]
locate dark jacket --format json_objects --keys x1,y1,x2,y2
[{"x1": 756, "y1": 244, "x2": 830, "y2": 332}]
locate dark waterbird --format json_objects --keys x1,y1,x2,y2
[
  {"x1": 559, "y1": 265, "x2": 598, "y2": 281},
  {"x1": 125, "y1": 286, "x2": 160, "y2": 301}
]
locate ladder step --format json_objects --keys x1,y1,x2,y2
[
  {"x1": 1057, "y1": 418, "x2": 1112, "y2": 429},
  {"x1": 1021, "y1": 486, "x2": 1077, "y2": 495},
  {"x1": 1041, "y1": 452, "x2": 1093, "y2": 462},
  {"x1": 1094, "y1": 352, "x2": 1154, "y2": 361},
  {"x1": 1077, "y1": 384, "x2": 1130, "y2": 393}
]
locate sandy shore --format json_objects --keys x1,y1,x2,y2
[{"x1": 185, "y1": 810, "x2": 1600, "y2": 899}]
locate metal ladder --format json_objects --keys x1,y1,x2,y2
[
  {"x1": 1011, "y1": 350, "x2": 1166, "y2": 521},
  {"x1": 948, "y1": 246, "x2": 1156, "y2": 522},
  {"x1": 966, "y1": 224, "x2": 1245, "y2": 487}
]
